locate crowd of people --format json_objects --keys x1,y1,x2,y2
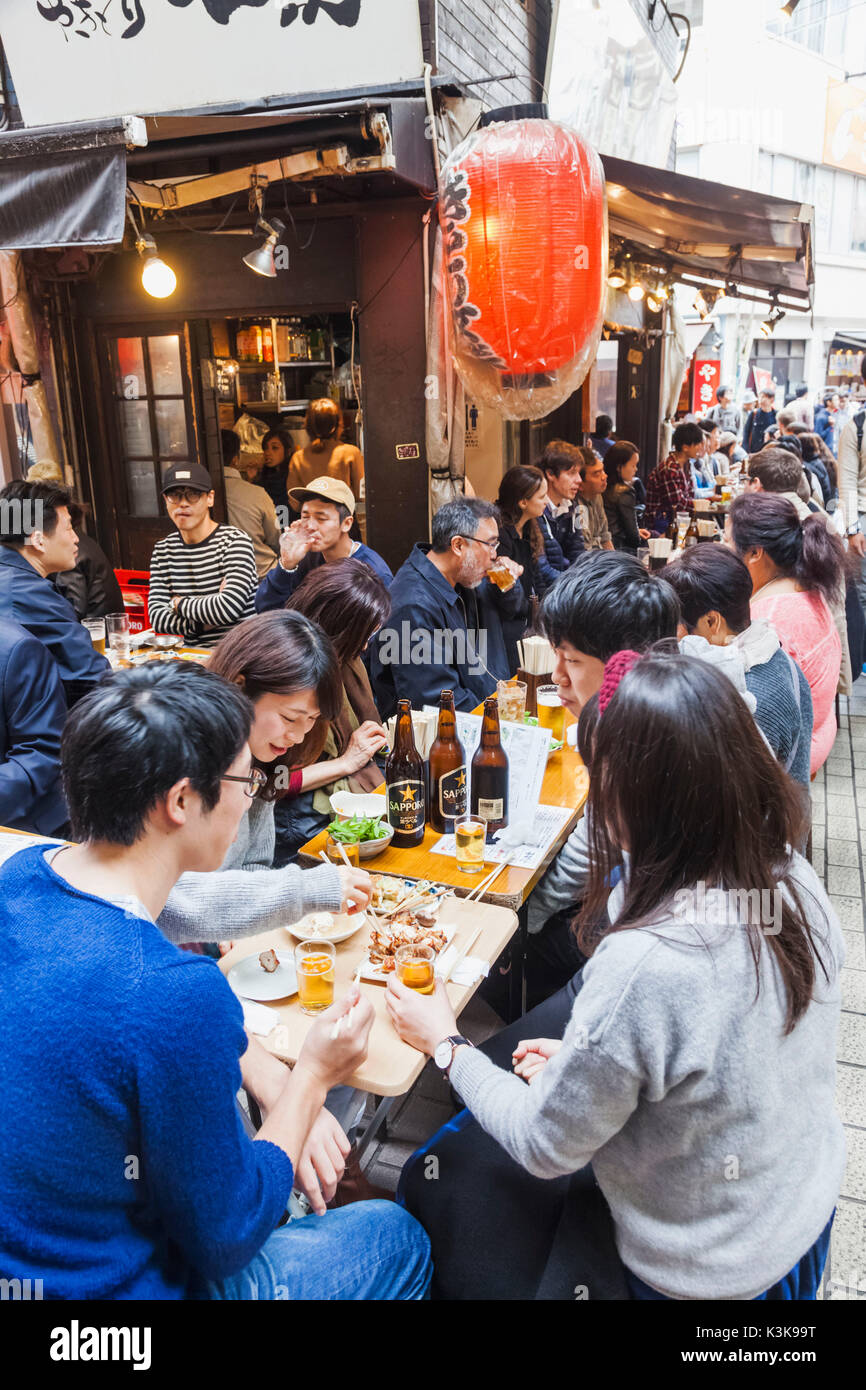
[{"x1": 0, "y1": 362, "x2": 861, "y2": 1302}]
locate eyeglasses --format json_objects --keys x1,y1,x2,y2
[
  {"x1": 457, "y1": 534, "x2": 499, "y2": 555},
  {"x1": 221, "y1": 767, "x2": 268, "y2": 799},
  {"x1": 165, "y1": 487, "x2": 208, "y2": 505}
]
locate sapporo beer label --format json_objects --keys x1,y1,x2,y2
[
  {"x1": 438, "y1": 764, "x2": 468, "y2": 819},
  {"x1": 477, "y1": 798, "x2": 504, "y2": 821},
  {"x1": 387, "y1": 779, "x2": 425, "y2": 832}
]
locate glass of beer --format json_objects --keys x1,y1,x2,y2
[
  {"x1": 454, "y1": 815, "x2": 486, "y2": 873},
  {"x1": 295, "y1": 940, "x2": 335, "y2": 1016},
  {"x1": 325, "y1": 836, "x2": 360, "y2": 869},
  {"x1": 82, "y1": 619, "x2": 106, "y2": 655},
  {"x1": 536, "y1": 685, "x2": 565, "y2": 743},
  {"x1": 394, "y1": 943, "x2": 436, "y2": 994},
  {"x1": 497, "y1": 679, "x2": 527, "y2": 724},
  {"x1": 486, "y1": 560, "x2": 515, "y2": 592}
]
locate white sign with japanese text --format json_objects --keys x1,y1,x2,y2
[{"x1": 2, "y1": 1, "x2": 423, "y2": 128}]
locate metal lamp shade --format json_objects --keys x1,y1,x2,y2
[{"x1": 243, "y1": 237, "x2": 278, "y2": 278}]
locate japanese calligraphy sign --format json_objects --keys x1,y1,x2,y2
[
  {"x1": 3, "y1": 1, "x2": 423, "y2": 126},
  {"x1": 691, "y1": 358, "x2": 721, "y2": 417}
]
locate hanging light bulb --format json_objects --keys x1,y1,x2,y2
[
  {"x1": 242, "y1": 217, "x2": 287, "y2": 278},
  {"x1": 628, "y1": 281, "x2": 645, "y2": 302},
  {"x1": 607, "y1": 262, "x2": 627, "y2": 289},
  {"x1": 136, "y1": 234, "x2": 176, "y2": 299},
  {"x1": 646, "y1": 289, "x2": 663, "y2": 313}
]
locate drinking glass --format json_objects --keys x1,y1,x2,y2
[
  {"x1": 325, "y1": 836, "x2": 360, "y2": 869},
  {"x1": 497, "y1": 679, "x2": 527, "y2": 724},
  {"x1": 106, "y1": 612, "x2": 131, "y2": 662},
  {"x1": 486, "y1": 561, "x2": 515, "y2": 592},
  {"x1": 394, "y1": 944, "x2": 436, "y2": 994},
  {"x1": 82, "y1": 619, "x2": 106, "y2": 656},
  {"x1": 675, "y1": 512, "x2": 690, "y2": 548},
  {"x1": 637, "y1": 546, "x2": 650, "y2": 571},
  {"x1": 295, "y1": 940, "x2": 335, "y2": 1016},
  {"x1": 454, "y1": 816, "x2": 486, "y2": 874},
  {"x1": 536, "y1": 685, "x2": 565, "y2": 743}
]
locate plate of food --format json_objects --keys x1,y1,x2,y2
[
  {"x1": 369, "y1": 875, "x2": 449, "y2": 915},
  {"x1": 359, "y1": 912, "x2": 456, "y2": 984},
  {"x1": 284, "y1": 909, "x2": 367, "y2": 945},
  {"x1": 324, "y1": 813, "x2": 394, "y2": 861},
  {"x1": 228, "y1": 948, "x2": 298, "y2": 1002}
]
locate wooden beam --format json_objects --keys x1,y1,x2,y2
[{"x1": 128, "y1": 145, "x2": 352, "y2": 211}]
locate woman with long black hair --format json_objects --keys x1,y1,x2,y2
[
  {"x1": 156, "y1": 609, "x2": 371, "y2": 945},
  {"x1": 388, "y1": 651, "x2": 844, "y2": 1301},
  {"x1": 270, "y1": 559, "x2": 391, "y2": 863},
  {"x1": 602, "y1": 441, "x2": 650, "y2": 553},
  {"x1": 495, "y1": 464, "x2": 559, "y2": 672},
  {"x1": 727, "y1": 491, "x2": 845, "y2": 773}
]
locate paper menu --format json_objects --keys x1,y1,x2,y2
[{"x1": 421, "y1": 707, "x2": 551, "y2": 824}]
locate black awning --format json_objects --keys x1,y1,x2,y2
[
  {"x1": 602, "y1": 155, "x2": 814, "y2": 307},
  {"x1": 0, "y1": 146, "x2": 126, "y2": 250}
]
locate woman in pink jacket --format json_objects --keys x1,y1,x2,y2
[{"x1": 728, "y1": 493, "x2": 845, "y2": 774}]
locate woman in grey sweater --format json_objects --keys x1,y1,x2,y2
[
  {"x1": 158, "y1": 611, "x2": 373, "y2": 945},
  {"x1": 387, "y1": 653, "x2": 843, "y2": 1300}
]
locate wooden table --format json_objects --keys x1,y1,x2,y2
[
  {"x1": 218, "y1": 894, "x2": 519, "y2": 1097},
  {"x1": 298, "y1": 710, "x2": 589, "y2": 914}
]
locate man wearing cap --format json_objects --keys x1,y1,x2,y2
[
  {"x1": 254, "y1": 477, "x2": 392, "y2": 612},
  {"x1": 148, "y1": 463, "x2": 257, "y2": 649}
]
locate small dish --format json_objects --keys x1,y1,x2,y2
[
  {"x1": 357, "y1": 825, "x2": 394, "y2": 859},
  {"x1": 227, "y1": 950, "x2": 298, "y2": 1002},
  {"x1": 329, "y1": 791, "x2": 388, "y2": 820},
  {"x1": 284, "y1": 909, "x2": 367, "y2": 945}
]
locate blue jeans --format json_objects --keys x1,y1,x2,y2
[{"x1": 205, "y1": 1201, "x2": 432, "y2": 1301}]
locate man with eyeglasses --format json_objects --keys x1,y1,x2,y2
[
  {"x1": 0, "y1": 661, "x2": 431, "y2": 1300},
  {"x1": 370, "y1": 496, "x2": 524, "y2": 717},
  {"x1": 148, "y1": 463, "x2": 257, "y2": 649}
]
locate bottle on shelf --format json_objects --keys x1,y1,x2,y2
[
  {"x1": 235, "y1": 325, "x2": 250, "y2": 362},
  {"x1": 470, "y1": 695, "x2": 508, "y2": 842},
  {"x1": 249, "y1": 323, "x2": 264, "y2": 364},
  {"x1": 385, "y1": 699, "x2": 426, "y2": 848},
  {"x1": 428, "y1": 690, "x2": 467, "y2": 835},
  {"x1": 262, "y1": 322, "x2": 274, "y2": 364}
]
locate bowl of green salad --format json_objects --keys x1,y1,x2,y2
[{"x1": 327, "y1": 793, "x2": 393, "y2": 859}]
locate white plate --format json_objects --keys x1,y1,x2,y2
[
  {"x1": 228, "y1": 950, "x2": 298, "y2": 1002},
  {"x1": 359, "y1": 924, "x2": 457, "y2": 984},
  {"x1": 329, "y1": 791, "x2": 388, "y2": 819},
  {"x1": 284, "y1": 910, "x2": 367, "y2": 945}
]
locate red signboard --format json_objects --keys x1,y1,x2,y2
[{"x1": 692, "y1": 358, "x2": 721, "y2": 415}]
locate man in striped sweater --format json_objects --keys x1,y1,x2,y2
[{"x1": 148, "y1": 463, "x2": 256, "y2": 649}]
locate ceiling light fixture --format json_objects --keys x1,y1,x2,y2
[
  {"x1": 242, "y1": 217, "x2": 287, "y2": 278},
  {"x1": 135, "y1": 234, "x2": 177, "y2": 299},
  {"x1": 628, "y1": 281, "x2": 645, "y2": 302},
  {"x1": 607, "y1": 262, "x2": 627, "y2": 289}
]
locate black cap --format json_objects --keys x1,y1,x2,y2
[{"x1": 161, "y1": 463, "x2": 214, "y2": 494}]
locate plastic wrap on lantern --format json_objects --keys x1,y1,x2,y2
[{"x1": 439, "y1": 118, "x2": 608, "y2": 420}]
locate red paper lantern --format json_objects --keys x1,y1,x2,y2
[{"x1": 440, "y1": 113, "x2": 607, "y2": 416}]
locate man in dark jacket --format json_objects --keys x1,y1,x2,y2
[
  {"x1": 55, "y1": 502, "x2": 124, "y2": 621},
  {"x1": 0, "y1": 480, "x2": 109, "y2": 706},
  {"x1": 0, "y1": 617, "x2": 68, "y2": 836},
  {"x1": 537, "y1": 439, "x2": 585, "y2": 572},
  {"x1": 369, "y1": 497, "x2": 524, "y2": 718},
  {"x1": 743, "y1": 390, "x2": 777, "y2": 453}
]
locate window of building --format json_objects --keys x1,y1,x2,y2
[
  {"x1": 767, "y1": 0, "x2": 849, "y2": 62},
  {"x1": 108, "y1": 332, "x2": 195, "y2": 518}
]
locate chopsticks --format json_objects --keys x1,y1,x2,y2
[{"x1": 465, "y1": 860, "x2": 507, "y2": 902}]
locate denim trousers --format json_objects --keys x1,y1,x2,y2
[{"x1": 204, "y1": 1200, "x2": 432, "y2": 1301}]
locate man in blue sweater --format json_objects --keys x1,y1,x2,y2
[
  {"x1": 0, "y1": 478, "x2": 109, "y2": 705},
  {"x1": 0, "y1": 662, "x2": 430, "y2": 1300},
  {"x1": 255, "y1": 477, "x2": 392, "y2": 612},
  {"x1": 537, "y1": 439, "x2": 585, "y2": 572}
]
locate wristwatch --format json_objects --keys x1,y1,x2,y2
[{"x1": 434, "y1": 1035, "x2": 473, "y2": 1076}]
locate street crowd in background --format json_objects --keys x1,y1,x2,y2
[{"x1": 0, "y1": 364, "x2": 863, "y2": 1300}]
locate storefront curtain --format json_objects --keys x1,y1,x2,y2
[{"x1": 660, "y1": 298, "x2": 688, "y2": 460}]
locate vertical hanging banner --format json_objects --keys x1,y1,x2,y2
[
  {"x1": 2, "y1": 2, "x2": 423, "y2": 127},
  {"x1": 692, "y1": 358, "x2": 721, "y2": 416}
]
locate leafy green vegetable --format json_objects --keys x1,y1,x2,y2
[{"x1": 326, "y1": 814, "x2": 388, "y2": 843}]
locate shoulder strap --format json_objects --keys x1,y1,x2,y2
[
  {"x1": 782, "y1": 652, "x2": 801, "y2": 774},
  {"x1": 856, "y1": 409, "x2": 865, "y2": 455}
]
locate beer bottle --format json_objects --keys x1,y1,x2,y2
[
  {"x1": 471, "y1": 695, "x2": 508, "y2": 842},
  {"x1": 428, "y1": 690, "x2": 467, "y2": 834},
  {"x1": 684, "y1": 514, "x2": 700, "y2": 547},
  {"x1": 666, "y1": 516, "x2": 679, "y2": 545},
  {"x1": 385, "y1": 699, "x2": 425, "y2": 848}
]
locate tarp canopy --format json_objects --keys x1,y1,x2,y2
[
  {"x1": 602, "y1": 155, "x2": 814, "y2": 308},
  {"x1": 0, "y1": 147, "x2": 127, "y2": 250}
]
